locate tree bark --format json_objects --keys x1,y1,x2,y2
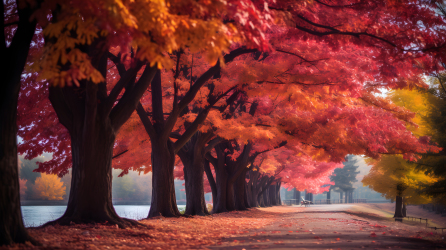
[
  {"x1": 394, "y1": 196, "x2": 404, "y2": 218},
  {"x1": 54, "y1": 115, "x2": 130, "y2": 226},
  {"x1": 249, "y1": 171, "x2": 262, "y2": 207},
  {"x1": 1, "y1": 1, "x2": 40, "y2": 245},
  {"x1": 234, "y1": 169, "x2": 248, "y2": 210},
  {"x1": 268, "y1": 185, "x2": 277, "y2": 206},
  {"x1": 244, "y1": 181, "x2": 251, "y2": 208},
  {"x1": 149, "y1": 138, "x2": 181, "y2": 217},
  {"x1": 178, "y1": 133, "x2": 209, "y2": 216},
  {"x1": 204, "y1": 159, "x2": 217, "y2": 209},
  {"x1": 208, "y1": 146, "x2": 229, "y2": 214},
  {"x1": 262, "y1": 186, "x2": 270, "y2": 207},
  {"x1": 275, "y1": 182, "x2": 281, "y2": 205},
  {"x1": 0, "y1": 63, "x2": 37, "y2": 246},
  {"x1": 213, "y1": 164, "x2": 229, "y2": 213}
]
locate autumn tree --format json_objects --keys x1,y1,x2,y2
[
  {"x1": 382, "y1": 83, "x2": 446, "y2": 206},
  {"x1": 363, "y1": 155, "x2": 437, "y2": 217},
  {"x1": 363, "y1": 87, "x2": 442, "y2": 217},
  {"x1": 34, "y1": 174, "x2": 66, "y2": 200}
]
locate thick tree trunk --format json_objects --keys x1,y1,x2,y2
[
  {"x1": 178, "y1": 134, "x2": 209, "y2": 216},
  {"x1": 251, "y1": 185, "x2": 260, "y2": 207},
  {"x1": 394, "y1": 196, "x2": 404, "y2": 218},
  {"x1": 269, "y1": 185, "x2": 277, "y2": 206},
  {"x1": 258, "y1": 187, "x2": 265, "y2": 207},
  {"x1": 262, "y1": 186, "x2": 270, "y2": 207},
  {"x1": 234, "y1": 170, "x2": 248, "y2": 210},
  {"x1": 0, "y1": 80, "x2": 37, "y2": 245},
  {"x1": 213, "y1": 162, "x2": 229, "y2": 213},
  {"x1": 0, "y1": 2, "x2": 39, "y2": 245},
  {"x1": 53, "y1": 118, "x2": 132, "y2": 226},
  {"x1": 249, "y1": 171, "x2": 261, "y2": 207},
  {"x1": 48, "y1": 52, "x2": 156, "y2": 226},
  {"x1": 149, "y1": 139, "x2": 181, "y2": 217},
  {"x1": 226, "y1": 180, "x2": 236, "y2": 211}
]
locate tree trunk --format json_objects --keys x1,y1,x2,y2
[
  {"x1": 340, "y1": 192, "x2": 344, "y2": 203},
  {"x1": 234, "y1": 169, "x2": 248, "y2": 210},
  {"x1": 269, "y1": 185, "x2": 277, "y2": 206},
  {"x1": 262, "y1": 186, "x2": 270, "y2": 207},
  {"x1": 226, "y1": 179, "x2": 236, "y2": 211},
  {"x1": 212, "y1": 161, "x2": 229, "y2": 213},
  {"x1": 204, "y1": 159, "x2": 217, "y2": 209},
  {"x1": 0, "y1": 2, "x2": 39, "y2": 245},
  {"x1": 54, "y1": 117, "x2": 131, "y2": 226},
  {"x1": 249, "y1": 171, "x2": 261, "y2": 207},
  {"x1": 327, "y1": 190, "x2": 331, "y2": 204},
  {"x1": 275, "y1": 182, "x2": 281, "y2": 205},
  {"x1": 402, "y1": 202, "x2": 407, "y2": 217},
  {"x1": 258, "y1": 187, "x2": 265, "y2": 207},
  {"x1": 0, "y1": 77, "x2": 37, "y2": 245},
  {"x1": 178, "y1": 133, "x2": 209, "y2": 216},
  {"x1": 149, "y1": 138, "x2": 181, "y2": 217},
  {"x1": 394, "y1": 196, "x2": 404, "y2": 218},
  {"x1": 244, "y1": 181, "x2": 251, "y2": 208}
]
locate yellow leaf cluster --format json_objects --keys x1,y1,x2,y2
[{"x1": 34, "y1": 173, "x2": 67, "y2": 201}]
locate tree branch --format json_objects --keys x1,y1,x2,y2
[
  {"x1": 110, "y1": 64, "x2": 157, "y2": 131},
  {"x1": 104, "y1": 58, "x2": 142, "y2": 115},
  {"x1": 173, "y1": 86, "x2": 239, "y2": 152},
  {"x1": 294, "y1": 13, "x2": 397, "y2": 47},
  {"x1": 177, "y1": 47, "x2": 257, "y2": 113},
  {"x1": 205, "y1": 152, "x2": 218, "y2": 170},
  {"x1": 136, "y1": 102, "x2": 157, "y2": 140},
  {"x1": 205, "y1": 136, "x2": 222, "y2": 153}
]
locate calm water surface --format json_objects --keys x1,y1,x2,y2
[{"x1": 21, "y1": 205, "x2": 186, "y2": 227}]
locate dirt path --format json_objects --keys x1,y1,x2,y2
[{"x1": 210, "y1": 205, "x2": 446, "y2": 250}]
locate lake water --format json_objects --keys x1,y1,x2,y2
[{"x1": 21, "y1": 205, "x2": 186, "y2": 227}]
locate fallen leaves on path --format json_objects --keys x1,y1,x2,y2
[{"x1": 4, "y1": 208, "x2": 282, "y2": 249}]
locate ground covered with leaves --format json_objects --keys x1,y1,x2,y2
[{"x1": 2, "y1": 205, "x2": 446, "y2": 249}]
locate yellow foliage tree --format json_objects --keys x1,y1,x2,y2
[
  {"x1": 363, "y1": 88, "x2": 440, "y2": 217},
  {"x1": 34, "y1": 174, "x2": 66, "y2": 201},
  {"x1": 363, "y1": 155, "x2": 437, "y2": 203}
]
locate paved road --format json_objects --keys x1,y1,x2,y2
[{"x1": 210, "y1": 204, "x2": 446, "y2": 249}]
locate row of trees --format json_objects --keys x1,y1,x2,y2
[{"x1": 3, "y1": 0, "x2": 446, "y2": 246}]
